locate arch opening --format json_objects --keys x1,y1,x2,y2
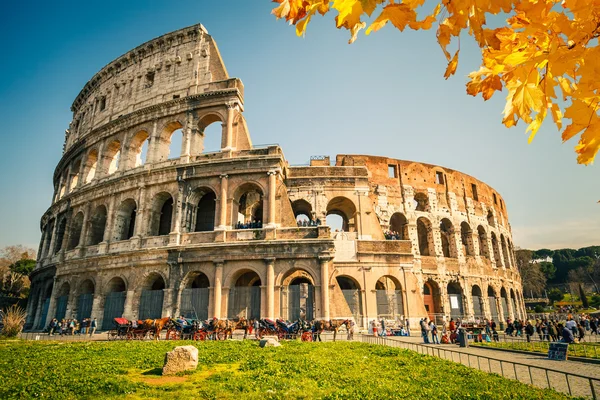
[
  {"x1": 375, "y1": 276, "x2": 404, "y2": 321},
  {"x1": 491, "y1": 232, "x2": 502, "y2": 267},
  {"x1": 84, "y1": 149, "x2": 98, "y2": 184},
  {"x1": 440, "y1": 218, "x2": 456, "y2": 258},
  {"x1": 228, "y1": 271, "x2": 261, "y2": 319},
  {"x1": 55, "y1": 282, "x2": 70, "y2": 321},
  {"x1": 477, "y1": 226, "x2": 489, "y2": 259},
  {"x1": 113, "y1": 199, "x2": 137, "y2": 241},
  {"x1": 234, "y1": 184, "x2": 263, "y2": 228},
  {"x1": 472, "y1": 285, "x2": 484, "y2": 319},
  {"x1": 423, "y1": 280, "x2": 442, "y2": 321},
  {"x1": 487, "y1": 286, "x2": 499, "y2": 321},
  {"x1": 199, "y1": 116, "x2": 223, "y2": 153},
  {"x1": 139, "y1": 273, "x2": 165, "y2": 320},
  {"x1": 67, "y1": 212, "x2": 84, "y2": 250},
  {"x1": 88, "y1": 205, "x2": 107, "y2": 246},
  {"x1": 180, "y1": 272, "x2": 210, "y2": 320},
  {"x1": 460, "y1": 222, "x2": 474, "y2": 256},
  {"x1": 168, "y1": 129, "x2": 183, "y2": 159},
  {"x1": 292, "y1": 199, "x2": 314, "y2": 226},
  {"x1": 194, "y1": 191, "x2": 216, "y2": 232},
  {"x1": 105, "y1": 140, "x2": 121, "y2": 175},
  {"x1": 388, "y1": 213, "x2": 408, "y2": 240},
  {"x1": 102, "y1": 277, "x2": 126, "y2": 330},
  {"x1": 77, "y1": 279, "x2": 95, "y2": 321},
  {"x1": 447, "y1": 282, "x2": 464, "y2": 319},
  {"x1": 336, "y1": 276, "x2": 363, "y2": 325},
  {"x1": 417, "y1": 217, "x2": 434, "y2": 256},
  {"x1": 500, "y1": 235, "x2": 510, "y2": 268},
  {"x1": 53, "y1": 217, "x2": 67, "y2": 254},
  {"x1": 326, "y1": 197, "x2": 356, "y2": 233},
  {"x1": 149, "y1": 192, "x2": 174, "y2": 236},
  {"x1": 282, "y1": 271, "x2": 315, "y2": 321}
]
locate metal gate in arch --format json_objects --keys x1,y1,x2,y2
[
  {"x1": 180, "y1": 288, "x2": 209, "y2": 320},
  {"x1": 341, "y1": 289, "x2": 363, "y2": 326},
  {"x1": 228, "y1": 287, "x2": 261, "y2": 319},
  {"x1": 38, "y1": 298, "x2": 50, "y2": 330},
  {"x1": 102, "y1": 292, "x2": 126, "y2": 330},
  {"x1": 55, "y1": 295, "x2": 68, "y2": 321},
  {"x1": 283, "y1": 284, "x2": 315, "y2": 321},
  {"x1": 77, "y1": 294, "x2": 93, "y2": 321},
  {"x1": 139, "y1": 290, "x2": 164, "y2": 320}
]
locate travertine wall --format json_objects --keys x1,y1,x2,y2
[{"x1": 27, "y1": 25, "x2": 524, "y2": 332}]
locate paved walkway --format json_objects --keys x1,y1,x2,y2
[{"x1": 375, "y1": 335, "x2": 600, "y2": 398}]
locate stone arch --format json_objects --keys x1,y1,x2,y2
[
  {"x1": 112, "y1": 198, "x2": 137, "y2": 241},
  {"x1": 477, "y1": 225, "x2": 490, "y2": 259},
  {"x1": 375, "y1": 275, "x2": 404, "y2": 320},
  {"x1": 500, "y1": 234, "x2": 511, "y2": 268},
  {"x1": 439, "y1": 218, "x2": 457, "y2": 258},
  {"x1": 188, "y1": 187, "x2": 217, "y2": 232},
  {"x1": 471, "y1": 285, "x2": 484, "y2": 318},
  {"x1": 55, "y1": 281, "x2": 71, "y2": 321},
  {"x1": 198, "y1": 112, "x2": 224, "y2": 153},
  {"x1": 179, "y1": 271, "x2": 211, "y2": 320},
  {"x1": 389, "y1": 212, "x2": 408, "y2": 240},
  {"x1": 87, "y1": 205, "x2": 107, "y2": 245},
  {"x1": 423, "y1": 279, "x2": 442, "y2": 320},
  {"x1": 232, "y1": 182, "x2": 264, "y2": 227},
  {"x1": 69, "y1": 159, "x2": 81, "y2": 190},
  {"x1": 138, "y1": 272, "x2": 166, "y2": 320},
  {"x1": 326, "y1": 196, "x2": 357, "y2": 232},
  {"x1": 76, "y1": 279, "x2": 95, "y2": 321},
  {"x1": 335, "y1": 275, "x2": 363, "y2": 323},
  {"x1": 417, "y1": 217, "x2": 435, "y2": 256},
  {"x1": 491, "y1": 232, "x2": 502, "y2": 267},
  {"x1": 413, "y1": 192, "x2": 429, "y2": 212},
  {"x1": 500, "y1": 287, "x2": 509, "y2": 319},
  {"x1": 148, "y1": 192, "x2": 174, "y2": 236},
  {"x1": 447, "y1": 281, "x2": 464, "y2": 319},
  {"x1": 281, "y1": 269, "x2": 317, "y2": 321},
  {"x1": 510, "y1": 288, "x2": 518, "y2": 320},
  {"x1": 460, "y1": 221, "x2": 475, "y2": 256},
  {"x1": 42, "y1": 219, "x2": 55, "y2": 258},
  {"x1": 102, "y1": 276, "x2": 127, "y2": 330},
  {"x1": 103, "y1": 140, "x2": 121, "y2": 175},
  {"x1": 53, "y1": 215, "x2": 68, "y2": 254},
  {"x1": 124, "y1": 130, "x2": 150, "y2": 168},
  {"x1": 487, "y1": 285, "x2": 499, "y2": 321},
  {"x1": 84, "y1": 148, "x2": 98, "y2": 184},
  {"x1": 67, "y1": 212, "x2": 84, "y2": 250},
  {"x1": 487, "y1": 209, "x2": 495, "y2": 227},
  {"x1": 153, "y1": 120, "x2": 184, "y2": 162},
  {"x1": 291, "y1": 199, "x2": 313, "y2": 225},
  {"x1": 228, "y1": 269, "x2": 262, "y2": 319}
]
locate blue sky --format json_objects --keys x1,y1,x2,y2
[{"x1": 0, "y1": 1, "x2": 597, "y2": 251}]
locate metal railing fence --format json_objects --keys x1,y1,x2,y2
[{"x1": 360, "y1": 335, "x2": 600, "y2": 399}]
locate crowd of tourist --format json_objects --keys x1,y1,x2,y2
[
  {"x1": 296, "y1": 218, "x2": 322, "y2": 227},
  {"x1": 504, "y1": 314, "x2": 599, "y2": 343},
  {"x1": 234, "y1": 220, "x2": 262, "y2": 229},
  {"x1": 383, "y1": 230, "x2": 403, "y2": 240},
  {"x1": 47, "y1": 317, "x2": 98, "y2": 336}
]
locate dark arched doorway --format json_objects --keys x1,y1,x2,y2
[
  {"x1": 423, "y1": 280, "x2": 441, "y2": 321},
  {"x1": 102, "y1": 278, "x2": 126, "y2": 330},
  {"x1": 336, "y1": 276, "x2": 363, "y2": 325},
  {"x1": 375, "y1": 276, "x2": 404, "y2": 321},
  {"x1": 228, "y1": 271, "x2": 261, "y2": 319},
  {"x1": 139, "y1": 274, "x2": 166, "y2": 320},
  {"x1": 180, "y1": 272, "x2": 210, "y2": 320},
  {"x1": 77, "y1": 280, "x2": 95, "y2": 321},
  {"x1": 472, "y1": 285, "x2": 484, "y2": 319},
  {"x1": 447, "y1": 282, "x2": 464, "y2": 319}
]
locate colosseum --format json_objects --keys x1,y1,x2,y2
[{"x1": 26, "y1": 24, "x2": 525, "y2": 332}]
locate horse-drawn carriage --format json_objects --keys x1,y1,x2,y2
[{"x1": 107, "y1": 317, "x2": 153, "y2": 340}]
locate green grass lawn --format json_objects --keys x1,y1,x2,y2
[
  {"x1": 474, "y1": 340, "x2": 600, "y2": 359},
  {"x1": 0, "y1": 340, "x2": 573, "y2": 399}
]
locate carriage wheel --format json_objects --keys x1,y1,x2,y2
[
  {"x1": 217, "y1": 331, "x2": 227, "y2": 341},
  {"x1": 302, "y1": 332, "x2": 313, "y2": 342},
  {"x1": 277, "y1": 330, "x2": 285, "y2": 340},
  {"x1": 166, "y1": 329, "x2": 177, "y2": 340},
  {"x1": 194, "y1": 331, "x2": 207, "y2": 341}
]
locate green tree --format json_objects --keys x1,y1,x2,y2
[
  {"x1": 532, "y1": 249, "x2": 554, "y2": 260},
  {"x1": 539, "y1": 262, "x2": 556, "y2": 281},
  {"x1": 547, "y1": 288, "x2": 564, "y2": 305}
]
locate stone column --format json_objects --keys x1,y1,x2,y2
[
  {"x1": 47, "y1": 217, "x2": 60, "y2": 258},
  {"x1": 162, "y1": 288, "x2": 174, "y2": 317},
  {"x1": 181, "y1": 115, "x2": 193, "y2": 162},
  {"x1": 122, "y1": 290, "x2": 135, "y2": 320},
  {"x1": 32, "y1": 292, "x2": 45, "y2": 330},
  {"x1": 94, "y1": 142, "x2": 105, "y2": 179},
  {"x1": 169, "y1": 183, "x2": 184, "y2": 245},
  {"x1": 64, "y1": 164, "x2": 73, "y2": 195},
  {"x1": 319, "y1": 254, "x2": 332, "y2": 320},
  {"x1": 223, "y1": 103, "x2": 235, "y2": 151},
  {"x1": 213, "y1": 261, "x2": 223, "y2": 318},
  {"x1": 216, "y1": 174, "x2": 228, "y2": 230},
  {"x1": 90, "y1": 294, "x2": 103, "y2": 328},
  {"x1": 265, "y1": 258, "x2": 275, "y2": 320},
  {"x1": 146, "y1": 120, "x2": 159, "y2": 164},
  {"x1": 77, "y1": 155, "x2": 86, "y2": 188},
  {"x1": 265, "y1": 170, "x2": 279, "y2": 229},
  {"x1": 131, "y1": 186, "x2": 146, "y2": 249}
]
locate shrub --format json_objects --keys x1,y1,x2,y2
[
  {"x1": 0, "y1": 304, "x2": 26, "y2": 338},
  {"x1": 534, "y1": 305, "x2": 544, "y2": 313}
]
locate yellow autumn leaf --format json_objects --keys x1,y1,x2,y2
[
  {"x1": 366, "y1": 3, "x2": 417, "y2": 35},
  {"x1": 444, "y1": 51, "x2": 459, "y2": 80},
  {"x1": 271, "y1": 0, "x2": 600, "y2": 164}
]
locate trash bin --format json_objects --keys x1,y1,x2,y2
[{"x1": 458, "y1": 327, "x2": 469, "y2": 348}]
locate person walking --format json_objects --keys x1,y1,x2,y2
[
  {"x1": 429, "y1": 320, "x2": 439, "y2": 344},
  {"x1": 254, "y1": 319, "x2": 260, "y2": 339},
  {"x1": 380, "y1": 318, "x2": 386, "y2": 337},
  {"x1": 89, "y1": 318, "x2": 97, "y2": 336},
  {"x1": 420, "y1": 318, "x2": 430, "y2": 344},
  {"x1": 525, "y1": 321, "x2": 534, "y2": 342}
]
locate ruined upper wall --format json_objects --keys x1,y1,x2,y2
[
  {"x1": 64, "y1": 24, "x2": 230, "y2": 153},
  {"x1": 336, "y1": 154, "x2": 509, "y2": 225}
]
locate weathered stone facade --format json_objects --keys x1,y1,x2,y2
[{"x1": 26, "y1": 24, "x2": 525, "y2": 331}]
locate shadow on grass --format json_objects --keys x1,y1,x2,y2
[{"x1": 142, "y1": 368, "x2": 162, "y2": 376}]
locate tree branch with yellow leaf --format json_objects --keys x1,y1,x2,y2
[{"x1": 271, "y1": 0, "x2": 600, "y2": 164}]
